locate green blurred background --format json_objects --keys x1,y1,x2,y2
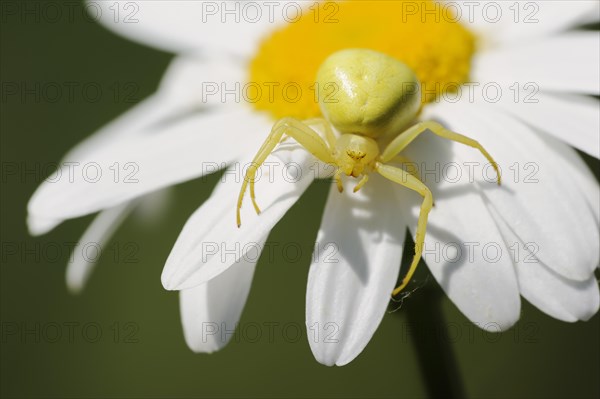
[{"x1": 1, "y1": 1, "x2": 599, "y2": 398}]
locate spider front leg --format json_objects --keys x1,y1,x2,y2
[
  {"x1": 303, "y1": 117, "x2": 337, "y2": 149},
  {"x1": 376, "y1": 163, "x2": 433, "y2": 297},
  {"x1": 334, "y1": 169, "x2": 344, "y2": 193},
  {"x1": 236, "y1": 117, "x2": 335, "y2": 227},
  {"x1": 353, "y1": 175, "x2": 369, "y2": 193},
  {"x1": 389, "y1": 154, "x2": 420, "y2": 180},
  {"x1": 380, "y1": 121, "x2": 501, "y2": 185}
]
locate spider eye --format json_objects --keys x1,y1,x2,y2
[
  {"x1": 316, "y1": 49, "x2": 421, "y2": 138},
  {"x1": 346, "y1": 150, "x2": 366, "y2": 160}
]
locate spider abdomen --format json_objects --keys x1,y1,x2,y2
[{"x1": 316, "y1": 49, "x2": 421, "y2": 139}]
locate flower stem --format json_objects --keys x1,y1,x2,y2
[{"x1": 404, "y1": 285, "x2": 466, "y2": 399}]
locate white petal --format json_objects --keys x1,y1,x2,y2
[
  {"x1": 453, "y1": 1, "x2": 599, "y2": 44},
  {"x1": 473, "y1": 32, "x2": 600, "y2": 95},
  {"x1": 62, "y1": 57, "x2": 235, "y2": 157},
  {"x1": 425, "y1": 101, "x2": 599, "y2": 280},
  {"x1": 53, "y1": 55, "x2": 243, "y2": 162},
  {"x1": 27, "y1": 57, "x2": 246, "y2": 234},
  {"x1": 519, "y1": 265, "x2": 600, "y2": 322},
  {"x1": 157, "y1": 56, "x2": 248, "y2": 110},
  {"x1": 27, "y1": 215, "x2": 63, "y2": 237},
  {"x1": 180, "y1": 256, "x2": 257, "y2": 353},
  {"x1": 493, "y1": 91, "x2": 600, "y2": 158},
  {"x1": 28, "y1": 107, "x2": 272, "y2": 221},
  {"x1": 66, "y1": 202, "x2": 134, "y2": 293},
  {"x1": 88, "y1": 0, "x2": 302, "y2": 58},
  {"x1": 162, "y1": 146, "x2": 318, "y2": 291},
  {"x1": 489, "y1": 207, "x2": 600, "y2": 322},
  {"x1": 62, "y1": 94, "x2": 175, "y2": 161},
  {"x1": 26, "y1": 95, "x2": 166, "y2": 235},
  {"x1": 485, "y1": 1, "x2": 598, "y2": 44},
  {"x1": 396, "y1": 136, "x2": 521, "y2": 330},
  {"x1": 540, "y1": 134, "x2": 600, "y2": 227},
  {"x1": 306, "y1": 177, "x2": 405, "y2": 366}
]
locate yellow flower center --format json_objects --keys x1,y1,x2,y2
[{"x1": 249, "y1": 0, "x2": 475, "y2": 120}]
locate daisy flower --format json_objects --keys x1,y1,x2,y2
[{"x1": 28, "y1": 0, "x2": 600, "y2": 366}]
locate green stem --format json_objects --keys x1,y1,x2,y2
[{"x1": 404, "y1": 286, "x2": 466, "y2": 399}]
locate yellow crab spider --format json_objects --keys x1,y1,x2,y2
[{"x1": 237, "y1": 49, "x2": 501, "y2": 297}]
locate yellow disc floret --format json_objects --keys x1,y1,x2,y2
[{"x1": 249, "y1": 0, "x2": 476, "y2": 120}]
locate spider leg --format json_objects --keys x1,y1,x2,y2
[
  {"x1": 380, "y1": 121, "x2": 501, "y2": 185},
  {"x1": 304, "y1": 117, "x2": 337, "y2": 149},
  {"x1": 388, "y1": 156, "x2": 435, "y2": 206},
  {"x1": 353, "y1": 174, "x2": 369, "y2": 193},
  {"x1": 334, "y1": 169, "x2": 344, "y2": 193},
  {"x1": 376, "y1": 162, "x2": 433, "y2": 296},
  {"x1": 389, "y1": 154, "x2": 420, "y2": 179},
  {"x1": 237, "y1": 117, "x2": 335, "y2": 227}
]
